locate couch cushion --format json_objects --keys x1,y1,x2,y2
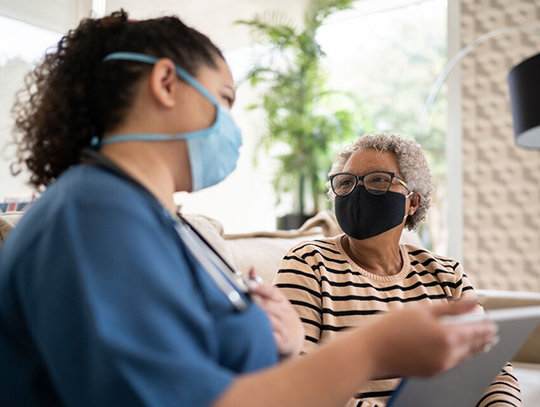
[
  {"x1": 225, "y1": 234, "x2": 323, "y2": 285},
  {"x1": 477, "y1": 289, "x2": 540, "y2": 364},
  {"x1": 0, "y1": 211, "x2": 25, "y2": 248},
  {"x1": 181, "y1": 214, "x2": 236, "y2": 268}
]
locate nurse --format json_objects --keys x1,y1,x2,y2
[{"x1": 0, "y1": 10, "x2": 495, "y2": 407}]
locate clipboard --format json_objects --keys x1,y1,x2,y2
[{"x1": 387, "y1": 306, "x2": 540, "y2": 407}]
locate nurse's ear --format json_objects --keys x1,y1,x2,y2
[{"x1": 149, "y1": 58, "x2": 180, "y2": 109}]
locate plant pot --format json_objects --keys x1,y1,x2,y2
[{"x1": 277, "y1": 213, "x2": 313, "y2": 230}]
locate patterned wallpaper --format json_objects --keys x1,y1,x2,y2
[{"x1": 461, "y1": 0, "x2": 540, "y2": 292}]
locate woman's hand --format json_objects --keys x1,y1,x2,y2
[
  {"x1": 247, "y1": 269, "x2": 304, "y2": 360},
  {"x1": 365, "y1": 300, "x2": 498, "y2": 379},
  {"x1": 213, "y1": 299, "x2": 497, "y2": 407}
]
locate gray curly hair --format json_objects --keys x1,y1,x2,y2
[{"x1": 327, "y1": 133, "x2": 433, "y2": 231}]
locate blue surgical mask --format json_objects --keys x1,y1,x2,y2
[{"x1": 92, "y1": 52, "x2": 242, "y2": 192}]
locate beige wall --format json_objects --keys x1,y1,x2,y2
[{"x1": 461, "y1": 0, "x2": 540, "y2": 292}]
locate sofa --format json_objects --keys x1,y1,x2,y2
[{"x1": 1, "y1": 210, "x2": 540, "y2": 405}]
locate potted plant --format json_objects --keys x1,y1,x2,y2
[{"x1": 237, "y1": 0, "x2": 364, "y2": 229}]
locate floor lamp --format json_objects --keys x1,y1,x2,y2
[{"x1": 419, "y1": 25, "x2": 540, "y2": 144}]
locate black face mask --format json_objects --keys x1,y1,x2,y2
[{"x1": 334, "y1": 186, "x2": 407, "y2": 240}]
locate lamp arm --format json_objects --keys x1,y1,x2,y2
[{"x1": 419, "y1": 25, "x2": 540, "y2": 135}]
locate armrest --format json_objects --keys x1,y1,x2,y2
[{"x1": 477, "y1": 289, "x2": 540, "y2": 364}]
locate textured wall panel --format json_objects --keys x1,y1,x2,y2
[{"x1": 461, "y1": 0, "x2": 540, "y2": 292}]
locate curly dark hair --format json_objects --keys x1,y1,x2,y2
[{"x1": 11, "y1": 10, "x2": 223, "y2": 190}]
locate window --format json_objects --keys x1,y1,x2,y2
[
  {"x1": 318, "y1": 0, "x2": 448, "y2": 251},
  {"x1": 0, "y1": 15, "x2": 61, "y2": 199}
]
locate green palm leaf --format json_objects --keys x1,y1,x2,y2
[{"x1": 237, "y1": 0, "x2": 370, "y2": 215}]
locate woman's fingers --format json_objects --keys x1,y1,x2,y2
[
  {"x1": 263, "y1": 307, "x2": 292, "y2": 348},
  {"x1": 366, "y1": 304, "x2": 498, "y2": 379},
  {"x1": 254, "y1": 296, "x2": 297, "y2": 327},
  {"x1": 268, "y1": 313, "x2": 286, "y2": 336},
  {"x1": 450, "y1": 321, "x2": 498, "y2": 365},
  {"x1": 246, "y1": 276, "x2": 304, "y2": 358},
  {"x1": 248, "y1": 280, "x2": 284, "y2": 302},
  {"x1": 429, "y1": 300, "x2": 497, "y2": 368},
  {"x1": 273, "y1": 330, "x2": 286, "y2": 351},
  {"x1": 262, "y1": 299, "x2": 290, "y2": 318},
  {"x1": 250, "y1": 292, "x2": 265, "y2": 308},
  {"x1": 432, "y1": 300, "x2": 498, "y2": 365},
  {"x1": 430, "y1": 299, "x2": 479, "y2": 316},
  {"x1": 250, "y1": 292, "x2": 290, "y2": 333},
  {"x1": 248, "y1": 267, "x2": 264, "y2": 284},
  {"x1": 270, "y1": 315, "x2": 302, "y2": 359}
]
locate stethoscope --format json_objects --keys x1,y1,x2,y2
[{"x1": 81, "y1": 149, "x2": 251, "y2": 311}]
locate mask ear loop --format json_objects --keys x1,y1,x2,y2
[{"x1": 403, "y1": 191, "x2": 415, "y2": 220}]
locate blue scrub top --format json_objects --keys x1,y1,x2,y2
[{"x1": 0, "y1": 164, "x2": 278, "y2": 407}]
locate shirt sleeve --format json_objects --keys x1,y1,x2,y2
[
  {"x1": 449, "y1": 262, "x2": 480, "y2": 303},
  {"x1": 450, "y1": 263, "x2": 522, "y2": 407},
  {"x1": 273, "y1": 245, "x2": 322, "y2": 355},
  {"x1": 27, "y1": 195, "x2": 236, "y2": 407}
]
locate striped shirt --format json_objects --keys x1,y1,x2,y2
[{"x1": 274, "y1": 235, "x2": 521, "y2": 407}]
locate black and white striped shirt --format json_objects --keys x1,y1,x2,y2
[{"x1": 274, "y1": 235, "x2": 521, "y2": 407}]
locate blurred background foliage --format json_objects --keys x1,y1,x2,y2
[{"x1": 237, "y1": 0, "x2": 370, "y2": 218}]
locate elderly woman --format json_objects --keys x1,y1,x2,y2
[{"x1": 274, "y1": 133, "x2": 521, "y2": 407}]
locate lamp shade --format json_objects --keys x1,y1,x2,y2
[{"x1": 508, "y1": 52, "x2": 540, "y2": 149}]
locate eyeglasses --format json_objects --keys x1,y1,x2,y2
[{"x1": 330, "y1": 171, "x2": 410, "y2": 197}]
